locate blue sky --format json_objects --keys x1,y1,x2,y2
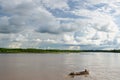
[{"x1": 0, "y1": 0, "x2": 120, "y2": 50}]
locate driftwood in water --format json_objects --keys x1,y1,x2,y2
[{"x1": 69, "y1": 69, "x2": 89, "y2": 77}]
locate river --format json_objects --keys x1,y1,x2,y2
[{"x1": 0, "y1": 52, "x2": 120, "y2": 80}]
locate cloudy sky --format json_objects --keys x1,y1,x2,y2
[{"x1": 0, "y1": 0, "x2": 120, "y2": 50}]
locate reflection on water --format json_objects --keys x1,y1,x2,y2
[{"x1": 0, "y1": 53, "x2": 120, "y2": 80}]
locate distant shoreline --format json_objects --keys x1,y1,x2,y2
[{"x1": 0, "y1": 48, "x2": 119, "y2": 53}]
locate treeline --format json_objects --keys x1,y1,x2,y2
[
  {"x1": 0, "y1": 48, "x2": 82, "y2": 53},
  {"x1": 0, "y1": 48, "x2": 119, "y2": 53}
]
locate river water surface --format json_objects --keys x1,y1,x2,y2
[{"x1": 0, "y1": 52, "x2": 120, "y2": 80}]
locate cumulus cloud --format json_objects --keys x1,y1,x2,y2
[
  {"x1": 0, "y1": 0, "x2": 77, "y2": 34},
  {"x1": 62, "y1": 34, "x2": 76, "y2": 44},
  {"x1": 68, "y1": 1, "x2": 119, "y2": 48},
  {"x1": 0, "y1": 16, "x2": 25, "y2": 33}
]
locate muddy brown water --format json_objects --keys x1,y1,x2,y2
[{"x1": 0, "y1": 53, "x2": 120, "y2": 80}]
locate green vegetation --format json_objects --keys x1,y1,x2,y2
[{"x1": 0, "y1": 48, "x2": 119, "y2": 53}]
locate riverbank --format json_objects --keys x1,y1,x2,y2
[{"x1": 0, "y1": 48, "x2": 119, "y2": 53}]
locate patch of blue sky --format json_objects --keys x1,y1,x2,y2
[
  {"x1": 86, "y1": 5, "x2": 97, "y2": 11},
  {"x1": 48, "y1": 8, "x2": 89, "y2": 19},
  {"x1": 94, "y1": 3, "x2": 107, "y2": 8},
  {"x1": 67, "y1": 0, "x2": 81, "y2": 10},
  {"x1": 86, "y1": 3, "x2": 116, "y2": 14},
  {"x1": 108, "y1": 9, "x2": 116, "y2": 14},
  {"x1": 67, "y1": 0, "x2": 88, "y2": 10},
  {"x1": 114, "y1": 15, "x2": 120, "y2": 27},
  {"x1": 86, "y1": 3, "x2": 107, "y2": 11}
]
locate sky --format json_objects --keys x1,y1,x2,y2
[{"x1": 0, "y1": 0, "x2": 120, "y2": 50}]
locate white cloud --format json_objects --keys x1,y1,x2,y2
[
  {"x1": 8, "y1": 42, "x2": 22, "y2": 48},
  {"x1": 0, "y1": 16, "x2": 24, "y2": 33},
  {"x1": 0, "y1": 0, "x2": 65, "y2": 34},
  {"x1": 41, "y1": 0, "x2": 69, "y2": 10},
  {"x1": 68, "y1": 46, "x2": 80, "y2": 50},
  {"x1": 87, "y1": 0, "x2": 120, "y2": 4},
  {"x1": 62, "y1": 34, "x2": 76, "y2": 44},
  {"x1": 43, "y1": 39, "x2": 57, "y2": 43},
  {"x1": 70, "y1": 6, "x2": 119, "y2": 46}
]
